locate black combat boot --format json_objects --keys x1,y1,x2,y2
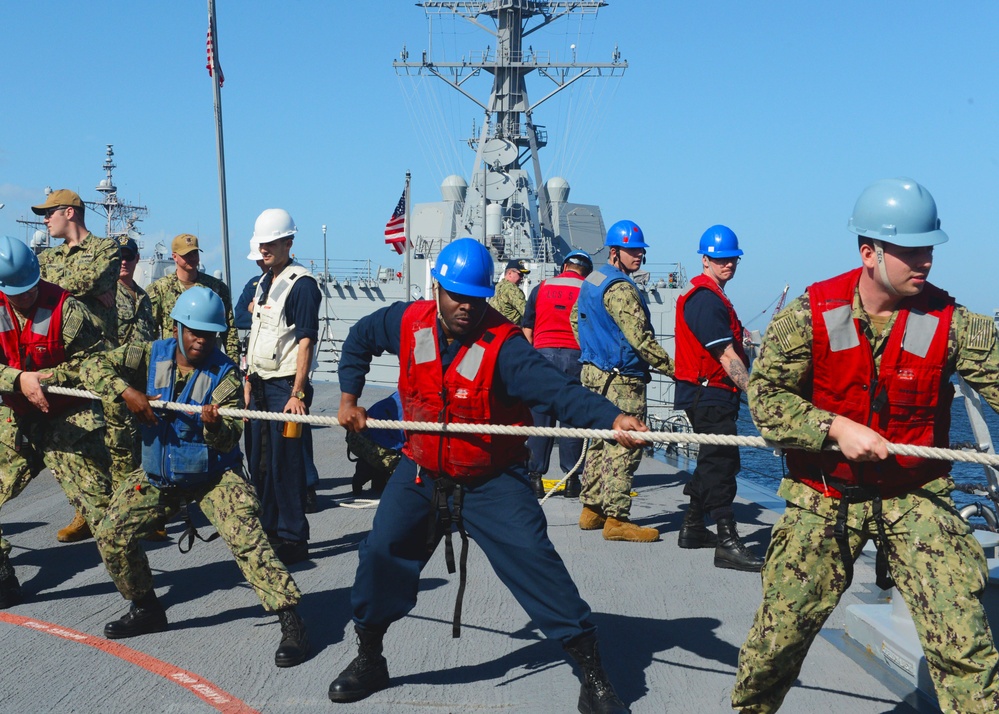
[
  {"x1": 328, "y1": 625, "x2": 390, "y2": 703},
  {"x1": 275, "y1": 607, "x2": 310, "y2": 667},
  {"x1": 676, "y1": 499, "x2": 718, "y2": 549},
  {"x1": 529, "y1": 472, "x2": 545, "y2": 499},
  {"x1": 563, "y1": 632, "x2": 630, "y2": 714},
  {"x1": 714, "y1": 518, "x2": 764, "y2": 572},
  {"x1": 0, "y1": 552, "x2": 23, "y2": 609},
  {"x1": 104, "y1": 590, "x2": 169, "y2": 639},
  {"x1": 563, "y1": 473, "x2": 582, "y2": 499}
]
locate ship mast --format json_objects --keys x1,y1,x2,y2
[
  {"x1": 87, "y1": 144, "x2": 148, "y2": 241},
  {"x1": 395, "y1": 0, "x2": 626, "y2": 261}
]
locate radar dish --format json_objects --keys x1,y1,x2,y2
[
  {"x1": 481, "y1": 138, "x2": 518, "y2": 168},
  {"x1": 484, "y1": 170, "x2": 516, "y2": 200}
]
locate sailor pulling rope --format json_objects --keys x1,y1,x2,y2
[{"x1": 41, "y1": 385, "x2": 999, "y2": 469}]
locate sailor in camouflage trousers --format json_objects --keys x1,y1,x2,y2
[
  {"x1": 32, "y1": 190, "x2": 125, "y2": 540},
  {"x1": 111, "y1": 237, "x2": 155, "y2": 481},
  {"x1": 572, "y1": 220, "x2": 673, "y2": 543},
  {"x1": 0, "y1": 236, "x2": 114, "y2": 608},
  {"x1": 147, "y1": 233, "x2": 240, "y2": 360},
  {"x1": 75, "y1": 287, "x2": 308, "y2": 667},
  {"x1": 733, "y1": 178, "x2": 999, "y2": 713}
]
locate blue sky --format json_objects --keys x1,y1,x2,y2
[{"x1": 2, "y1": 1, "x2": 997, "y2": 320}]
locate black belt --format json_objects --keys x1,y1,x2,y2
[{"x1": 829, "y1": 480, "x2": 895, "y2": 591}]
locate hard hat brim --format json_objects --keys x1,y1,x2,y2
[
  {"x1": 698, "y1": 248, "x2": 744, "y2": 258},
  {"x1": 849, "y1": 226, "x2": 949, "y2": 248},
  {"x1": 432, "y1": 270, "x2": 495, "y2": 298},
  {"x1": 176, "y1": 319, "x2": 227, "y2": 333},
  {"x1": 0, "y1": 277, "x2": 40, "y2": 296}
]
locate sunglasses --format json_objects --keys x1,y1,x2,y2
[
  {"x1": 44, "y1": 206, "x2": 68, "y2": 218},
  {"x1": 121, "y1": 252, "x2": 138, "y2": 262}
]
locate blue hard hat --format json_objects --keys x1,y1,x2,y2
[
  {"x1": 698, "y1": 225, "x2": 743, "y2": 258},
  {"x1": 847, "y1": 177, "x2": 948, "y2": 248},
  {"x1": 562, "y1": 250, "x2": 593, "y2": 271},
  {"x1": 170, "y1": 286, "x2": 227, "y2": 332},
  {"x1": 431, "y1": 238, "x2": 495, "y2": 298},
  {"x1": 0, "y1": 236, "x2": 41, "y2": 296},
  {"x1": 605, "y1": 220, "x2": 649, "y2": 250}
]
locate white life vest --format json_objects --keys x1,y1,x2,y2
[{"x1": 247, "y1": 261, "x2": 317, "y2": 379}]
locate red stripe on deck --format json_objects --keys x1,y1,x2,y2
[{"x1": 0, "y1": 612, "x2": 260, "y2": 714}]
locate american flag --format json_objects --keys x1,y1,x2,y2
[
  {"x1": 206, "y1": 22, "x2": 225, "y2": 87},
  {"x1": 384, "y1": 188, "x2": 407, "y2": 254}
]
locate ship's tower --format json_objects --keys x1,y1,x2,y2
[{"x1": 395, "y1": 1, "x2": 626, "y2": 262}]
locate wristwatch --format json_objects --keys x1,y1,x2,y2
[{"x1": 292, "y1": 390, "x2": 306, "y2": 400}]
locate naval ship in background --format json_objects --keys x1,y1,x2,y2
[
  {"x1": 304, "y1": 0, "x2": 694, "y2": 449},
  {"x1": 16, "y1": 144, "x2": 175, "y2": 287}
]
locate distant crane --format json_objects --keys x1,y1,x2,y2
[{"x1": 771, "y1": 283, "x2": 790, "y2": 320}]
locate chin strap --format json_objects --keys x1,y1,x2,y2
[
  {"x1": 176, "y1": 324, "x2": 189, "y2": 360},
  {"x1": 872, "y1": 240, "x2": 901, "y2": 297},
  {"x1": 432, "y1": 282, "x2": 443, "y2": 323}
]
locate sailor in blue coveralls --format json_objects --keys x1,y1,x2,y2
[{"x1": 329, "y1": 238, "x2": 643, "y2": 714}]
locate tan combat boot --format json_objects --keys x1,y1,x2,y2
[
  {"x1": 56, "y1": 511, "x2": 92, "y2": 543},
  {"x1": 602, "y1": 517, "x2": 659, "y2": 543},
  {"x1": 578, "y1": 504, "x2": 606, "y2": 531}
]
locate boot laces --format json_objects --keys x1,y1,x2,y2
[
  {"x1": 279, "y1": 610, "x2": 305, "y2": 642},
  {"x1": 586, "y1": 668, "x2": 624, "y2": 705}
]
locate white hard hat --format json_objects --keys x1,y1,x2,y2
[
  {"x1": 247, "y1": 238, "x2": 263, "y2": 261},
  {"x1": 251, "y1": 208, "x2": 297, "y2": 242}
]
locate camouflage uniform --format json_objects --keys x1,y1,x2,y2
[
  {"x1": 147, "y1": 273, "x2": 240, "y2": 360},
  {"x1": 490, "y1": 279, "x2": 526, "y2": 324},
  {"x1": 37, "y1": 232, "x2": 120, "y2": 338},
  {"x1": 105, "y1": 281, "x2": 156, "y2": 482},
  {"x1": 0, "y1": 298, "x2": 112, "y2": 556},
  {"x1": 116, "y1": 281, "x2": 155, "y2": 346},
  {"x1": 346, "y1": 431, "x2": 402, "y2": 474},
  {"x1": 571, "y1": 281, "x2": 673, "y2": 518},
  {"x1": 38, "y1": 232, "x2": 134, "y2": 488},
  {"x1": 80, "y1": 341, "x2": 301, "y2": 612},
  {"x1": 732, "y1": 291, "x2": 999, "y2": 714}
]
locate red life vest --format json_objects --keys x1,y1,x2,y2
[
  {"x1": 674, "y1": 274, "x2": 748, "y2": 392},
  {"x1": 398, "y1": 300, "x2": 533, "y2": 481},
  {"x1": 532, "y1": 271, "x2": 584, "y2": 349},
  {"x1": 0, "y1": 281, "x2": 85, "y2": 416},
  {"x1": 785, "y1": 268, "x2": 955, "y2": 498}
]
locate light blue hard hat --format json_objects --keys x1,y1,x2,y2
[
  {"x1": 605, "y1": 220, "x2": 649, "y2": 250},
  {"x1": 0, "y1": 236, "x2": 41, "y2": 296},
  {"x1": 170, "y1": 286, "x2": 227, "y2": 332},
  {"x1": 562, "y1": 249, "x2": 593, "y2": 271},
  {"x1": 847, "y1": 177, "x2": 948, "y2": 248},
  {"x1": 698, "y1": 224, "x2": 743, "y2": 258},
  {"x1": 431, "y1": 238, "x2": 495, "y2": 298}
]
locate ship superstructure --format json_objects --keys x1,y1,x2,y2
[
  {"x1": 16, "y1": 144, "x2": 174, "y2": 288},
  {"x1": 309, "y1": 0, "x2": 690, "y2": 446}
]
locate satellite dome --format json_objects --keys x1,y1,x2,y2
[
  {"x1": 545, "y1": 176, "x2": 570, "y2": 204},
  {"x1": 441, "y1": 175, "x2": 468, "y2": 203}
]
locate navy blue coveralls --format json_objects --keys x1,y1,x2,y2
[{"x1": 339, "y1": 301, "x2": 622, "y2": 642}]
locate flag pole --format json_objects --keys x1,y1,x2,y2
[
  {"x1": 208, "y1": 0, "x2": 232, "y2": 289},
  {"x1": 404, "y1": 171, "x2": 411, "y2": 301}
]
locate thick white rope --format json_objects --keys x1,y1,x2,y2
[{"x1": 45, "y1": 386, "x2": 999, "y2": 467}]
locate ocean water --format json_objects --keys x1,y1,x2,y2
[{"x1": 735, "y1": 383, "x2": 999, "y2": 523}]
